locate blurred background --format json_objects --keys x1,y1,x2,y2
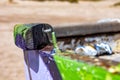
[{"x1": 0, "y1": 0, "x2": 120, "y2": 80}]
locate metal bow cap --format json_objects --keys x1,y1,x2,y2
[{"x1": 14, "y1": 23, "x2": 53, "y2": 50}]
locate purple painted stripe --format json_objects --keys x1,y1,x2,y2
[
  {"x1": 15, "y1": 34, "x2": 26, "y2": 50},
  {"x1": 24, "y1": 50, "x2": 62, "y2": 80}
]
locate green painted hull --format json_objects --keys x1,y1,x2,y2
[{"x1": 54, "y1": 54, "x2": 120, "y2": 80}]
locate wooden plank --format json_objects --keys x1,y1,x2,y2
[{"x1": 54, "y1": 22, "x2": 120, "y2": 37}]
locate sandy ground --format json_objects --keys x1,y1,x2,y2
[{"x1": 0, "y1": 0, "x2": 120, "y2": 80}]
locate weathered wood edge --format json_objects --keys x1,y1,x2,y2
[{"x1": 54, "y1": 22, "x2": 120, "y2": 37}]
